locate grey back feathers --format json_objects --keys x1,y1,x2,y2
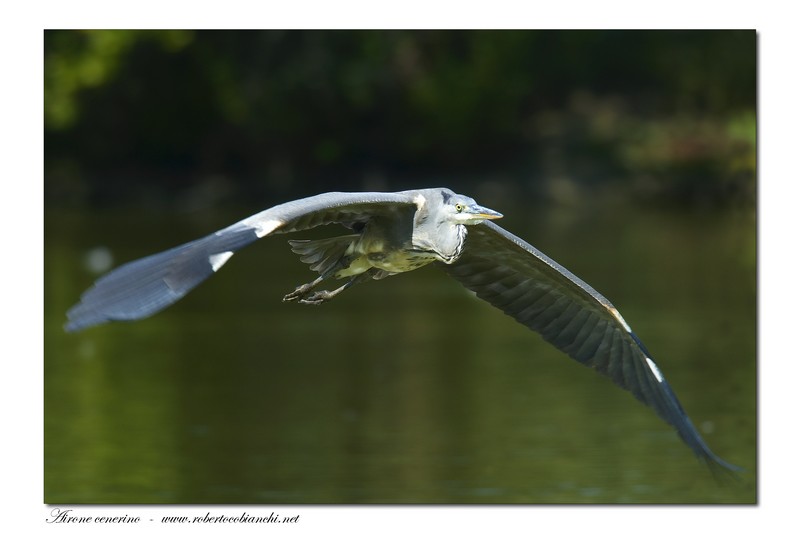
[{"x1": 64, "y1": 187, "x2": 740, "y2": 474}]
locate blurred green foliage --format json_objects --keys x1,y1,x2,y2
[
  {"x1": 44, "y1": 30, "x2": 755, "y2": 208},
  {"x1": 45, "y1": 30, "x2": 193, "y2": 129}
]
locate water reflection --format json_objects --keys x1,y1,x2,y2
[{"x1": 44, "y1": 201, "x2": 756, "y2": 503}]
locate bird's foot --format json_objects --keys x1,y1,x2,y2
[
  {"x1": 282, "y1": 278, "x2": 323, "y2": 302},
  {"x1": 283, "y1": 286, "x2": 334, "y2": 305},
  {"x1": 298, "y1": 290, "x2": 335, "y2": 305},
  {"x1": 284, "y1": 274, "x2": 362, "y2": 305}
]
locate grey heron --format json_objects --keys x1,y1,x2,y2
[{"x1": 65, "y1": 187, "x2": 740, "y2": 474}]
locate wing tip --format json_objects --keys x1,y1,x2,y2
[
  {"x1": 704, "y1": 453, "x2": 746, "y2": 485},
  {"x1": 63, "y1": 317, "x2": 98, "y2": 333},
  {"x1": 64, "y1": 303, "x2": 108, "y2": 333}
]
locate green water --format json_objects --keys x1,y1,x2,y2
[{"x1": 44, "y1": 201, "x2": 756, "y2": 503}]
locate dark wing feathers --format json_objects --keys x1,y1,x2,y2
[
  {"x1": 444, "y1": 221, "x2": 740, "y2": 472},
  {"x1": 65, "y1": 192, "x2": 415, "y2": 332}
]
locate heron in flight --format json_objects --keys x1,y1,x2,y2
[{"x1": 65, "y1": 188, "x2": 739, "y2": 473}]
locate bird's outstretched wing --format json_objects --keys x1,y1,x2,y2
[
  {"x1": 443, "y1": 221, "x2": 740, "y2": 472},
  {"x1": 65, "y1": 192, "x2": 416, "y2": 332}
]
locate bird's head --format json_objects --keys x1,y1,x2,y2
[{"x1": 445, "y1": 193, "x2": 503, "y2": 226}]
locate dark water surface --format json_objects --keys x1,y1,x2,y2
[{"x1": 44, "y1": 200, "x2": 756, "y2": 503}]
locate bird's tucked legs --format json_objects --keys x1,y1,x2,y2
[{"x1": 283, "y1": 271, "x2": 372, "y2": 305}]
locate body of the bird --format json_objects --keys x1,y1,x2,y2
[{"x1": 289, "y1": 189, "x2": 478, "y2": 286}]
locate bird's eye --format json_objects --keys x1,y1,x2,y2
[{"x1": 455, "y1": 204, "x2": 463, "y2": 213}]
